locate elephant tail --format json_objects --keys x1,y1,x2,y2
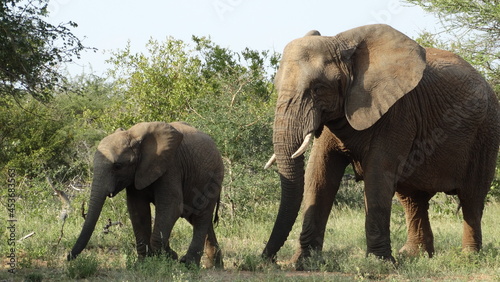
[{"x1": 213, "y1": 196, "x2": 220, "y2": 226}]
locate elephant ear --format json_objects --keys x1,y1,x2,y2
[
  {"x1": 339, "y1": 24, "x2": 426, "y2": 130},
  {"x1": 128, "y1": 122, "x2": 183, "y2": 190}
]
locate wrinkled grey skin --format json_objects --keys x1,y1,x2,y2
[
  {"x1": 68, "y1": 122, "x2": 224, "y2": 268},
  {"x1": 263, "y1": 24, "x2": 500, "y2": 268}
]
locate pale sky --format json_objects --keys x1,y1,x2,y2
[{"x1": 47, "y1": 0, "x2": 440, "y2": 76}]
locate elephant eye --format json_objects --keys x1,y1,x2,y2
[
  {"x1": 113, "y1": 162, "x2": 123, "y2": 170},
  {"x1": 313, "y1": 83, "x2": 328, "y2": 92},
  {"x1": 312, "y1": 84, "x2": 325, "y2": 97}
]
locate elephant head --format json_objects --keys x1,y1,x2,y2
[
  {"x1": 262, "y1": 24, "x2": 426, "y2": 260},
  {"x1": 68, "y1": 122, "x2": 183, "y2": 260}
]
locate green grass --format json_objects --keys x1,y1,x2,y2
[
  {"x1": 1, "y1": 180, "x2": 500, "y2": 281},
  {"x1": 66, "y1": 254, "x2": 99, "y2": 279}
]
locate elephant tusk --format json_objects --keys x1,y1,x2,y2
[
  {"x1": 264, "y1": 154, "x2": 276, "y2": 169},
  {"x1": 291, "y1": 133, "x2": 312, "y2": 159}
]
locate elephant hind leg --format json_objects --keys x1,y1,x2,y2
[
  {"x1": 181, "y1": 212, "x2": 214, "y2": 267},
  {"x1": 458, "y1": 187, "x2": 488, "y2": 252},
  {"x1": 396, "y1": 189, "x2": 435, "y2": 257},
  {"x1": 202, "y1": 222, "x2": 223, "y2": 269},
  {"x1": 458, "y1": 139, "x2": 497, "y2": 252},
  {"x1": 126, "y1": 189, "x2": 155, "y2": 258},
  {"x1": 460, "y1": 200, "x2": 484, "y2": 252}
]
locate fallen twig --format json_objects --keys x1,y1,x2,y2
[
  {"x1": 18, "y1": 232, "x2": 35, "y2": 242},
  {"x1": 69, "y1": 183, "x2": 84, "y2": 191}
]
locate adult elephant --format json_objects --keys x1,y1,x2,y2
[
  {"x1": 262, "y1": 24, "x2": 499, "y2": 267},
  {"x1": 68, "y1": 121, "x2": 224, "y2": 268}
]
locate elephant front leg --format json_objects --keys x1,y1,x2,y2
[
  {"x1": 396, "y1": 189, "x2": 435, "y2": 257},
  {"x1": 363, "y1": 168, "x2": 396, "y2": 261},
  {"x1": 126, "y1": 190, "x2": 152, "y2": 258},
  {"x1": 294, "y1": 137, "x2": 350, "y2": 270},
  {"x1": 150, "y1": 180, "x2": 183, "y2": 259},
  {"x1": 150, "y1": 204, "x2": 181, "y2": 260}
]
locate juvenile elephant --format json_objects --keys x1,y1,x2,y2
[
  {"x1": 263, "y1": 24, "x2": 500, "y2": 267},
  {"x1": 68, "y1": 121, "x2": 224, "y2": 268}
]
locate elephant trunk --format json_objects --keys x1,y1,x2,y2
[
  {"x1": 262, "y1": 147, "x2": 305, "y2": 260},
  {"x1": 67, "y1": 179, "x2": 108, "y2": 260},
  {"x1": 263, "y1": 101, "x2": 316, "y2": 260}
]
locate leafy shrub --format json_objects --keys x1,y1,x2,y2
[
  {"x1": 0, "y1": 75, "x2": 110, "y2": 184},
  {"x1": 100, "y1": 36, "x2": 278, "y2": 165}
]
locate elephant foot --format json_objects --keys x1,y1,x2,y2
[
  {"x1": 135, "y1": 248, "x2": 179, "y2": 263},
  {"x1": 146, "y1": 244, "x2": 179, "y2": 260},
  {"x1": 367, "y1": 251, "x2": 396, "y2": 264},
  {"x1": 165, "y1": 248, "x2": 179, "y2": 261},
  {"x1": 292, "y1": 249, "x2": 308, "y2": 271},
  {"x1": 399, "y1": 243, "x2": 433, "y2": 258},
  {"x1": 260, "y1": 253, "x2": 278, "y2": 264},
  {"x1": 292, "y1": 248, "x2": 325, "y2": 271},
  {"x1": 180, "y1": 254, "x2": 201, "y2": 268},
  {"x1": 214, "y1": 254, "x2": 224, "y2": 269},
  {"x1": 462, "y1": 246, "x2": 480, "y2": 254},
  {"x1": 381, "y1": 254, "x2": 396, "y2": 264},
  {"x1": 67, "y1": 252, "x2": 78, "y2": 261},
  {"x1": 261, "y1": 251, "x2": 277, "y2": 264},
  {"x1": 202, "y1": 249, "x2": 224, "y2": 269},
  {"x1": 372, "y1": 254, "x2": 396, "y2": 265}
]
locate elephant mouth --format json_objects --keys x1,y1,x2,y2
[{"x1": 108, "y1": 185, "x2": 127, "y2": 198}]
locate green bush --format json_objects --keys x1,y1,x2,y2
[
  {"x1": 100, "y1": 36, "x2": 278, "y2": 165},
  {"x1": 0, "y1": 75, "x2": 111, "y2": 183}
]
